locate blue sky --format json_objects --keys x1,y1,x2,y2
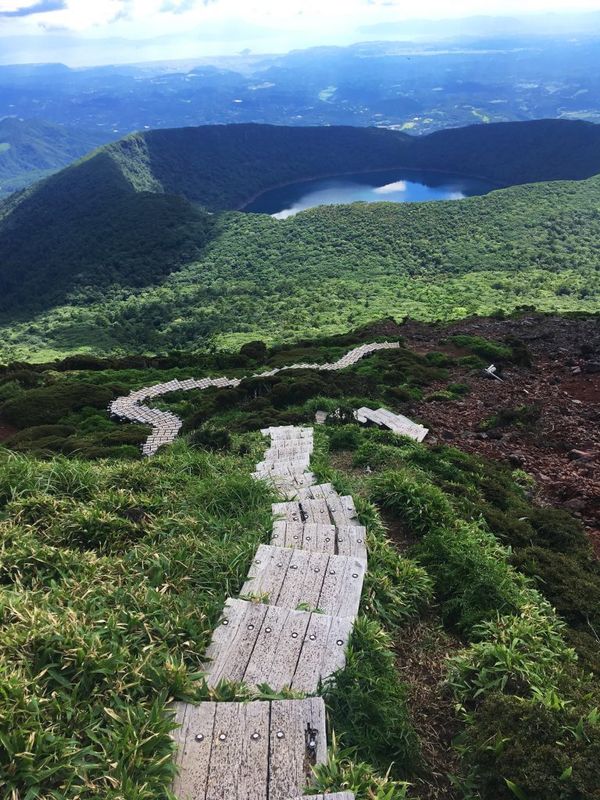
[{"x1": 0, "y1": 0, "x2": 599, "y2": 66}]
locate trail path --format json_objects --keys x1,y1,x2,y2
[
  {"x1": 109, "y1": 342, "x2": 400, "y2": 455},
  {"x1": 171, "y1": 424, "x2": 366, "y2": 799}
]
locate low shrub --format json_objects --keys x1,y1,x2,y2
[
  {"x1": 447, "y1": 600, "x2": 576, "y2": 702},
  {"x1": 189, "y1": 428, "x2": 232, "y2": 451},
  {"x1": 324, "y1": 616, "x2": 421, "y2": 779},
  {"x1": 1, "y1": 383, "x2": 115, "y2": 428},
  {"x1": 511, "y1": 547, "x2": 600, "y2": 633},
  {"x1": 328, "y1": 426, "x2": 362, "y2": 451},
  {"x1": 369, "y1": 469, "x2": 455, "y2": 537},
  {"x1": 417, "y1": 522, "x2": 526, "y2": 631},
  {"x1": 449, "y1": 334, "x2": 513, "y2": 362},
  {"x1": 459, "y1": 693, "x2": 600, "y2": 800}
]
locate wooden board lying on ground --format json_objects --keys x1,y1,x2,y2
[
  {"x1": 241, "y1": 544, "x2": 366, "y2": 618},
  {"x1": 355, "y1": 406, "x2": 429, "y2": 442},
  {"x1": 203, "y1": 598, "x2": 352, "y2": 692},
  {"x1": 289, "y1": 795, "x2": 355, "y2": 800},
  {"x1": 171, "y1": 697, "x2": 327, "y2": 800}
]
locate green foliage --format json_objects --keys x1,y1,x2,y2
[
  {"x1": 0, "y1": 443, "x2": 274, "y2": 798},
  {"x1": 312, "y1": 738, "x2": 410, "y2": 800},
  {"x1": 2, "y1": 163, "x2": 600, "y2": 359},
  {"x1": 457, "y1": 693, "x2": 600, "y2": 800},
  {"x1": 1, "y1": 382, "x2": 115, "y2": 428},
  {"x1": 449, "y1": 334, "x2": 514, "y2": 361},
  {"x1": 324, "y1": 617, "x2": 421, "y2": 778},
  {"x1": 417, "y1": 522, "x2": 528, "y2": 631},
  {"x1": 189, "y1": 427, "x2": 232, "y2": 451},
  {"x1": 369, "y1": 468, "x2": 455, "y2": 537},
  {"x1": 448, "y1": 601, "x2": 576, "y2": 702},
  {"x1": 328, "y1": 426, "x2": 362, "y2": 451}
]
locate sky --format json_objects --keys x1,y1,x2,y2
[{"x1": 0, "y1": 0, "x2": 599, "y2": 66}]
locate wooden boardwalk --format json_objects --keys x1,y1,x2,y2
[
  {"x1": 171, "y1": 425, "x2": 365, "y2": 799},
  {"x1": 109, "y1": 342, "x2": 400, "y2": 456}
]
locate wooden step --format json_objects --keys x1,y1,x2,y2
[
  {"x1": 203, "y1": 598, "x2": 351, "y2": 692},
  {"x1": 171, "y1": 697, "x2": 326, "y2": 800},
  {"x1": 271, "y1": 521, "x2": 336, "y2": 553},
  {"x1": 241, "y1": 544, "x2": 365, "y2": 617}
]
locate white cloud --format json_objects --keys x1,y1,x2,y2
[{"x1": 373, "y1": 180, "x2": 407, "y2": 194}]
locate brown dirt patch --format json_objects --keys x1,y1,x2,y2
[{"x1": 391, "y1": 314, "x2": 600, "y2": 552}]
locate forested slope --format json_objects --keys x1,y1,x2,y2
[
  {"x1": 2, "y1": 173, "x2": 598, "y2": 359},
  {"x1": 0, "y1": 118, "x2": 599, "y2": 351}
]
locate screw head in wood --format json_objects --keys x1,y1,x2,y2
[
  {"x1": 247, "y1": 624, "x2": 255, "y2": 630},
  {"x1": 195, "y1": 733, "x2": 204, "y2": 742},
  {"x1": 291, "y1": 631, "x2": 298, "y2": 638},
  {"x1": 222, "y1": 619, "x2": 229, "y2": 625},
  {"x1": 265, "y1": 627, "x2": 272, "y2": 633},
  {"x1": 251, "y1": 732, "x2": 261, "y2": 740},
  {"x1": 276, "y1": 730, "x2": 285, "y2": 739},
  {"x1": 309, "y1": 634, "x2": 316, "y2": 640},
  {"x1": 290, "y1": 565, "x2": 298, "y2": 570},
  {"x1": 352, "y1": 573, "x2": 359, "y2": 578},
  {"x1": 329, "y1": 569, "x2": 336, "y2": 575},
  {"x1": 219, "y1": 733, "x2": 227, "y2": 741},
  {"x1": 336, "y1": 639, "x2": 344, "y2": 646}
]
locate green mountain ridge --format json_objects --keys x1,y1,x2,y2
[
  {"x1": 0, "y1": 117, "x2": 110, "y2": 199},
  {"x1": 0, "y1": 119, "x2": 599, "y2": 359}
]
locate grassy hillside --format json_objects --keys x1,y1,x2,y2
[
  {"x1": 0, "y1": 117, "x2": 109, "y2": 198},
  {"x1": 1, "y1": 322, "x2": 598, "y2": 799},
  {"x1": 1, "y1": 172, "x2": 598, "y2": 360}
]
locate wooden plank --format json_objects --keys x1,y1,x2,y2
[
  {"x1": 318, "y1": 615, "x2": 354, "y2": 688},
  {"x1": 268, "y1": 698, "x2": 326, "y2": 800},
  {"x1": 326, "y1": 494, "x2": 359, "y2": 527},
  {"x1": 317, "y1": 554, "x2": 366, "y2": 619},
  {"x1": 171, "y1": 701, "x2": 216, "y2": 800},
  {"x1": 275, "y1": 549, "x2": 328, "y2": 611},
  {"x1": 204, "y1": 599, "x2": 268, "y2": 686},
  {"x1": 204, "y1": 702, "x2": 244, "y2": 800},
  {"x1": 243, "y1": 606, "x2": 310, "y2": 690},
  {"x1": 240, "y1": 545, "x2": 293, "y2": 603},
  {"x1": 272, "y1": 501, "x2": 302, "y2": 523},
  {"x1": 303, "y1": 522, "x2": 336, "y2": 553},
  {"x1": 239, "y1": 702, "x2": 270, "y2": 800},
  {"x1": 289, "y1": 794, "x2": 355, "y2": 799},
  {"x1": 299, "y1": 498, "x2": 331, "y2": 524},
  {"x1": 336, "y1": 524, "x2": 368, "y2": 561},
  {"x1": 203, "y1": 600, "x2": 351, "y2": 691}
]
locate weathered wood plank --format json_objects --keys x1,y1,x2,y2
[
  {"x1": 289, "y1": 794, "x2": 355, "y2": 799},
  {"x1": 336, "y1": 524, "x2": 368, "y2": 561},
  {"x1": 204, "y1": 599, "x2": 268, "y2": 686},
  {"x1": 318, "y1": 554, "x2": 366, "y2": 618},
  {"x1": 268, "y1": 698, "x2": 326, "y2": 800},
  {"x1": 171, "y1": 698, "x2": 327, "y2": 800},
  {"x1": 204, "y1": 702, "x2": 245, "y2": 800},
  {"x1": 171, "y1": 701, "x2": 216, "y2": 800},
  {"x1": 240, "y1": 546, "x2": 364, "y2": 617},
  {"x1": 203, "y1": 599, "x2": 352, "y2": 691}
]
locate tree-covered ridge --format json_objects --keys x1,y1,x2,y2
[
  {"x1": 2, "y1": 172, "x2": 598, "y2": 360},
  {"x1": 0, "y1": 117, "x2": 110, "y2": 199}
]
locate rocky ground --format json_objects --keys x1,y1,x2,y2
[{"x1": 393, "y1": 314, "x2": 599, "y2": 553}]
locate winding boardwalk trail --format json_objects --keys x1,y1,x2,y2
[
  {"x1": 170, "y1": 425, "x2": 365, "y2": 799},
  {"x1": 109, "y1": 342, "x2": 400, "y2": 455}
]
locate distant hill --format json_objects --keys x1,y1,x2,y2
[
  {"x1": 0, "y1": 118, "x2": 599, "y2": 351},
  {"x1": 0, "y1": 117, "x2": 111, "y2": 198}
]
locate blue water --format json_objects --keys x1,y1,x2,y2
[{"x1": 244, "y1": 169, "x2": 495, "y2": 219}]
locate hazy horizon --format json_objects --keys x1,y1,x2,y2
[{"x1": 1, "y1": 2, "x2": 600, "y2": 67}]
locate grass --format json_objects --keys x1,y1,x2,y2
[{"x1": 0, "y1": 439, "x2": 276, "y2": 798}]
